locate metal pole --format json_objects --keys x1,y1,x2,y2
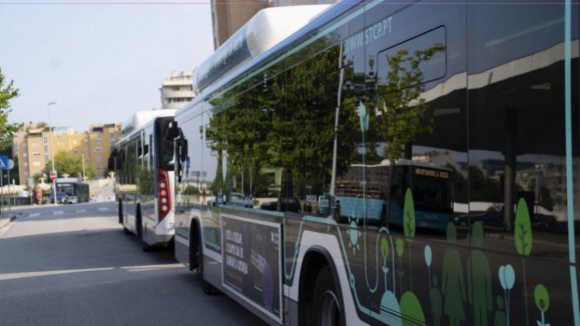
[
  {"x1": 48, "y1": 101, "x2": 57, "y2": 205},
  {"x1": 7, "y1": 168, "x2": 10, "y2": 212},
  {"x1": 82, "y1": 153, "x2": 86, "y2": 180},
  {"x1": 0, "y1": 169, "x2": 3, "y2": 213}
]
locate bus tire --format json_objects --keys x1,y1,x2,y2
[
  {"x1": 312, "y1": 266, "x2": 345, "y2": 326},
  {"x1": 136, "y1": 206, "x2": 143, "y2": 238},
  {"x1": 188, "y1": 224, "x2": 199, "y2": 271},
  {"x1": 118, "y1": 199, "x2": 123, "y2": 224}
]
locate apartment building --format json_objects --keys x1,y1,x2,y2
[
  {"x1": 160, "y1": 70, "x2": 195, "y2": 110},
  {"x1": 14, "y1": 123, "x2": 121, "y2": 185}
]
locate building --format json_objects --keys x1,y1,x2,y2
[
  {"x1": 13, "y1": 123, "x2": 121, "y2": 185},
  {"x1": 160, "y1": 70, "x2": 195, "y2": 110},
  {"x1": 210, "y1": 0, "x2": 335, "y2": 49}
]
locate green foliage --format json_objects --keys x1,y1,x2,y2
[
  {"x1": 0, "y1": 68, "x2": 23, "y2": 151},
  {"x1": 374, "y1": 45, "x2": 444, "y2": 161},
  {"x1": 469, "y1": 165, "x2": 501, "y2": 202},
  {"x1": 205, "y1": 44, "x2": 359, "y2": 197},
  {"x1": 42, "y1": 152, "x2": 89, "y2": 179}
]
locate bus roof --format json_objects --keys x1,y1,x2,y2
[
  {"x1": 121, "y1": 109, "x2": 177, "y2": 137},
  {"x1": 193, "y1": 5, "x2": 330, "y2": 93}
]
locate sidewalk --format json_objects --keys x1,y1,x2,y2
[{"x1": 0, "y1": 211, "x2": 18, "y2": 229}]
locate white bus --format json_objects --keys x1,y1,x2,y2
[
  {"x1": 171, "y1": 1, "x2": 579, "y2": 325},
  {"x1": 110, "y1": 109, "x2": 177, "y2": 251}
]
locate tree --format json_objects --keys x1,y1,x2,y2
[
  {"x1": 42, "y1": 152, "x2": 94, "y2": 179},
  {"x1": 0, "y1": 68, "x2": 23, "y2": 151},
  {"x1": 374, "y1": 45, "x2": 444, "y2": 161}
]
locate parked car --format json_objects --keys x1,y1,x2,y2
[
  {"x1": 229, "y1": 193, "x2": 253, "y2": 208},
  {"x1": 260, "y1": 197, "x2": 301, "y2": 213},
  {"x1": 531, "y1": 213, "x2": 557, "y2": 230},
  {"x1": 453, "y1": 210, "x2": 503, "y2": 227},
  {"x1": 66, "y1": 195, "x2": 78, "y2": 204},
  {"x1": 50, "y1": 192, "x2": 68, "y2": 204}
]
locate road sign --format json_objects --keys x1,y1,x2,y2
[
  {"x1": 7, "y1": 159, "x2": 14, "y2": 170},
  {"x1": 50, "y1": 171, "x2": 57, "y2": 181},
  {"x1": 0, "y1": 156, "x2": 7, "y2": 170}
]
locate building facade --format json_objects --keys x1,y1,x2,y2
[
  {"x1": 160, "y1": 70, "x2": 195, "y2": 110},
  {"x1": 14, "y1": 123, "x2": 121, "y2": 185}
]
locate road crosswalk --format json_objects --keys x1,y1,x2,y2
[{"x1": 26, "y1": 207, "x2": 112, "y2": 218}]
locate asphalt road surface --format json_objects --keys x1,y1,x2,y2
[{"x1": 0, "y1": 202, "x2": 267, "y2": 326}]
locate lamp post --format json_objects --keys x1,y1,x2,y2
[{"x1": 48, "y1": 101, "x2": 57, "y2": 205}]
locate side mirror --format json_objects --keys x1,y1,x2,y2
[
  {"x1": 108, "y1": 149, "x2": 118, "y2": 171},
  {"x1": 178, "y1": 138, "x2": 188, "y2": 162},
  {"x1": 167, "y1": 121, "x2": 179, "y2": 140}
]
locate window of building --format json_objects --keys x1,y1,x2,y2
[
  {"x1": 96, "y1": 157, "x2": 104, "y2": 162},
  {"x1": 32, "y1": 152, "x2": 41, "y2": 157},
  {"x1": 94, "y1": 137, "x2": 102, "y2": 142},
  {"x1": 73, "y1": 140, "x2": 78, "y2": 145},
  {"x1": 31, "y1": 142, "x2": 40, "y2": 147},
  {"x1": 24, "y1": 162, "x2": 28, "y2": 167},
  {"x1": 84, "y1": 139, "x2": 89, "y2": 143},
  {"x1": 58, "y1": 140, "x2": 66, "y2": 145},
  {"x1": 22, "y1": 153, "x2": 27, "y2": 157},
  {"x1": 22, "y1": 143, "x2": 27, "y2": 148},
  {"x1": 32, "y1": 161, "x2": 41, "y2": 167},
  {"x1": 94, "y1": 147, "x2": 103, "y2": 153}
]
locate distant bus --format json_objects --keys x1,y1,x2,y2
[
  {"x1": 55, "y1": 177, "x2": 90, "y2": 203},
  {"x1": 109, "y1": 109, "x2": 177, "y2": 252},
  {"x1": 336, "y1": 160, "x2": 453, "y2": 230}
]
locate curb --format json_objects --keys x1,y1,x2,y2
[{"x1": 0, "y1": 214, "x2": 17, "y2": 229}]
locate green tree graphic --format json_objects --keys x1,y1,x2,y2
[
  {"x1": 403, "y1": 188, "x2": 416, "y2": 291},
  {"x1": 534, "y1": 284, "x2": 550, "y2": 326},
  {"x1": 514, "y1": 198, "x2": 533, "y2": 326}
]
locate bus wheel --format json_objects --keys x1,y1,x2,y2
[
  {"x1": 312, "y1": 266, "x2": 344, "y2": 326},
  {"x1": 117, "y1": 200, "x2": 123, "y2": 224}
]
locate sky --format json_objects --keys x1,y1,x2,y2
[{"x1": 1, "y1": 0, "x2": 215, "y2": 133}]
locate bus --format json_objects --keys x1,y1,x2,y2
[
  {"x1": 335, "y1": 160, "x2": 453, "y2": 230},
  {"x1": 171, "y1": 1, "x2": 579, "y2": 325},
  {"x1": 110, "y1": 109, "x2": 177, "y2": 252},
  {"x1": 55, "y1": 177, "x2": 90, "y2": 203}
]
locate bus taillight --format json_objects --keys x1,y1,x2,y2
[{"x1": 157, "y1": 169, "x2": 171, "y2": 221}]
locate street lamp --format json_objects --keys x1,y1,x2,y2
[{"x1": 48, "y1": 101, "x2": 57, "y2": 205}]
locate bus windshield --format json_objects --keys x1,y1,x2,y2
[
  {"x1": 156, "y1": 118, "x2": 175, "y2": 171},
  {"x1": 411, "y1": 174, "x2": 452, "y2": 213}
]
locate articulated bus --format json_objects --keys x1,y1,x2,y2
[
  {"x1": 172, "y1": 1, "x2": 579, "y2": 325},
  {"x1": 110, "y1": 109, "x2": 177, "y2": 252}
]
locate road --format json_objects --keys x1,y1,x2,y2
[{"x1": 0, "y1": 202, "x2": 266, "y2": 326}]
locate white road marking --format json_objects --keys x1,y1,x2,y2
[
  {"x1": 98, "y1": 207, "x2": 110, "y2": 211},
  {"x1": 29, "y1": 213, "x2": 40, "y2": 217},
  {"x1": 53, "y1": 211, "x2": 64, "y2": 215},
  {"x1": 76, "y1": 209, "x2": 87, "y2": 213}
]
